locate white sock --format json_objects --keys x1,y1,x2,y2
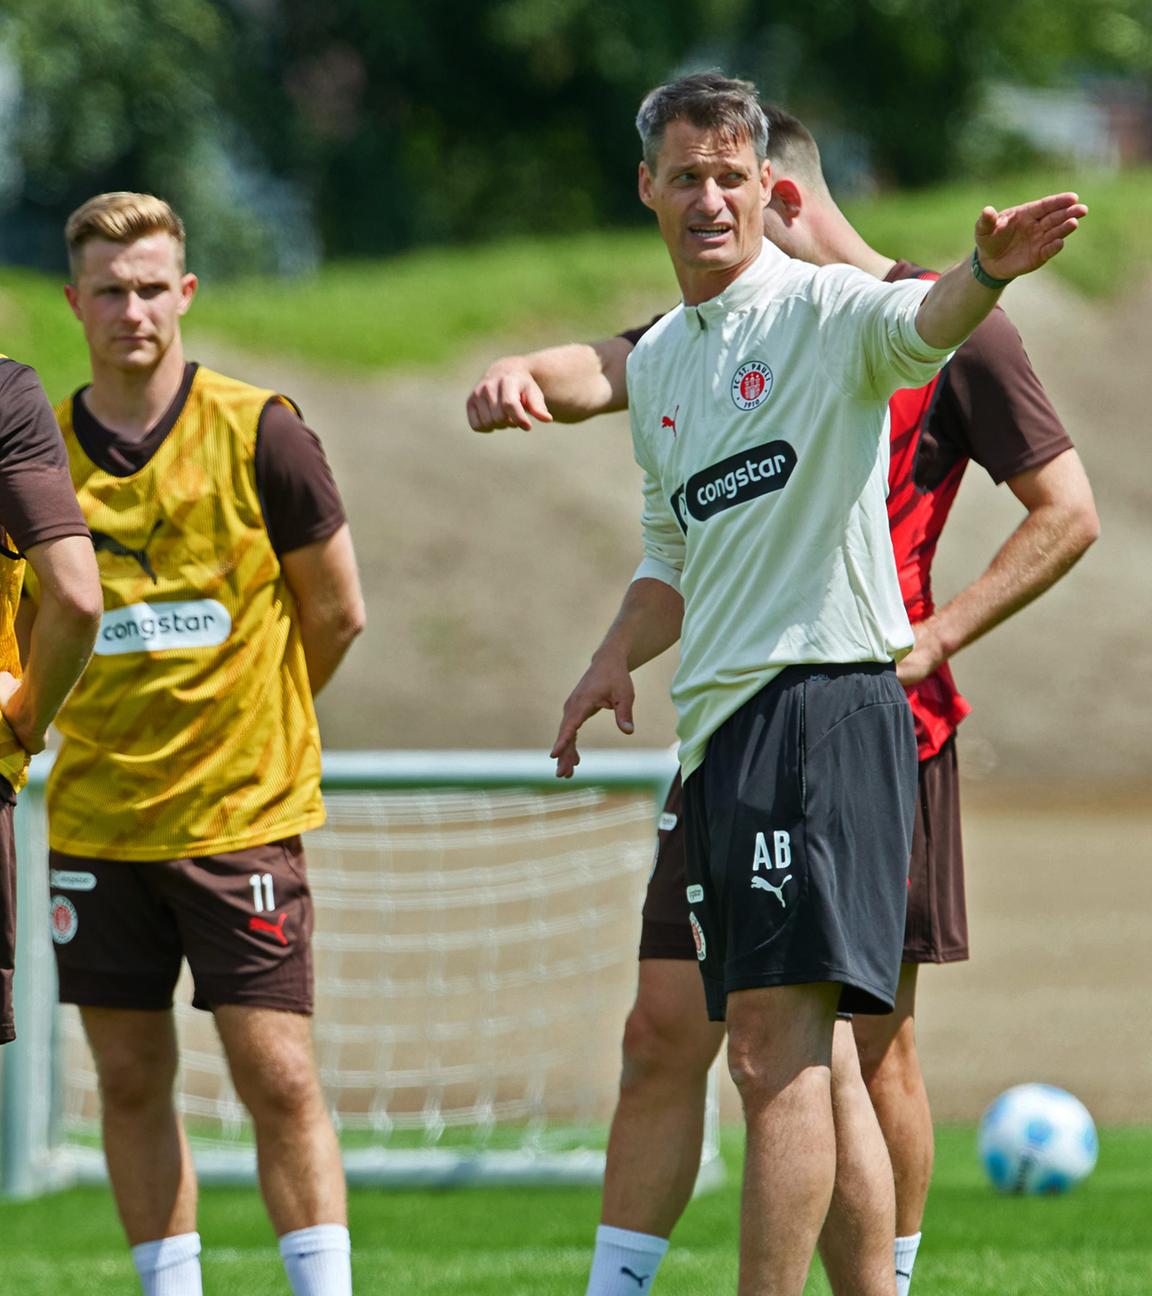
[
  {"x1": 131, "y1": 1232, "x2": 203, "y2": 1296},
  {"x1": 585, "y1": 1224, "x2": 669, "y2": 1295},
  {"x1": 279, "y1": 1224, "x2": 353, "y2": 1296},
  {"x1": 894, "y1": 1232, "x2": 922, "y2": 1296}
]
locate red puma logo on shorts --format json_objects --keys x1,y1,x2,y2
[{"x1": 248, "y1": 912, "x2": 289, "y2": 946}]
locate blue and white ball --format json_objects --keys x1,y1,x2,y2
[{"x1": 978, "y1": 1083, "x2": 1098, "y2": 1194}]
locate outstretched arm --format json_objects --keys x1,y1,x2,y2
[
  {"x1": 467, "y1": 337, "x2": 634, "y2": 431},
  {"x1": 916, "y1": 193, "x2": 1088, "y2": 351},
  {"x1": 551, "y1": 577, "x2": 683, "y2": 778},
  {"x1": 898, "y1": 448, "x2": 1099, "y2": 685}
]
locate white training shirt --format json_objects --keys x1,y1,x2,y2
[{"x1": 627, "y1": 238, "x2": 954, "y2": 779}]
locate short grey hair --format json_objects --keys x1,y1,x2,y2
[{"x1": 636, "y1": 72, "x2": 769, "y2": 173}]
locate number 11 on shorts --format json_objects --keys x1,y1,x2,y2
[{"x1": 249, "y1": 872, "x2": 276, "y2": 913}]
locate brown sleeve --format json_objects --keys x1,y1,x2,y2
[
  {"x1": 0, "y1": 362, "x2": 90, "y2": 552},
  {"x1": 617, "y1": 312, "x2": 667, "y2": 347},
  {"x1": 254, "y1": 399, "x2": 347, "y2": 555},
  {"x1": 932, "y1": 307, "x2": 1074, "y2": 485}
]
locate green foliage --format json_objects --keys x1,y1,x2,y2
[
  {"x1": 4, "y1": 1, "x2": 1150, "y2": 268},
  {"x1": 3, "y1": 0, "x2": 226, "y2": 188},
  {"x1": 1, "y1": 1126, "x2": 1152, "y2": 1293},
  {"x1": 234, "y1": 0, "x2": 721, "y2": 254},
  {"x1": 700, "y1": 0, "x2": 1152, "y2": 187},
  {"x1": 0, "y1": 0, "x2": 312, "y2": 275}
]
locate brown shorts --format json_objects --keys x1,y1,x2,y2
[
  {"x1": 1, "y1": 804, "x2": 15, "y2": 1044},
  {"x1": 49, "y1": 837, "x2": 314, "y2": 1014},
  {"x1": 639, "y1": 736, "x2": 967, "y2": 965}
]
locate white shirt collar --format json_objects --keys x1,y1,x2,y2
[{"x1": 683, "y1": 239, "x2": 791, "y2": 328}]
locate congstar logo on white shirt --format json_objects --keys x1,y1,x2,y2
[{"x1": 95, "y1": 600, "x2": 232, "y2": 655}]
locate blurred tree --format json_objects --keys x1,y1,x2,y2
[
  {"x1": 719, "y1": 0, "x2": 1152, "y2": 186},
  {"x1": 229, "y1": 0, "x2": 732, "y2": 255},
  {"x1": 0, "y1": 0, "x2": 316, "y2": 275},
  {"x1": 1, "y1": 0, "x2": 1149, "y2": 269},
  {"x1": 229, "y1": 0, "x2": 1152, "y2": 254}
]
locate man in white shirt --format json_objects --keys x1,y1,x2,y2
[{"x1": 550, "y1": 72, "x2": 1085, "y2": 1296}]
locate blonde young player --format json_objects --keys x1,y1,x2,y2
[{"x1": 22, "y1": 193, "x2": 365, "y2": 1296}]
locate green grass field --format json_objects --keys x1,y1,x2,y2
[
  {"x1": 2, "y1": 1126, "x2": 1150, "y2": 1294},
  {"x1": 3, "y1": 166, "x2": 1151, "y2": 401}
]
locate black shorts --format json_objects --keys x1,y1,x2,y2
[
  {"x1": 683, "y1": 664, "x2": 917, "y2": 1020},
  {"x1": 639, "y1": 776, "x2": 691, "y2": 960},
  {"x1": 50, "y1": 838, "x2": 314, "y2": 1015},
  {"x1": 639, "y1": 735, "x2": 966, "y2": 966},
  {"x1": 1, "y1": 805, "x2": 15, "y2": 1044}
]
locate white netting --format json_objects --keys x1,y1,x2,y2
[{"x1": 32, "y1": 758, "x2": 718, "y2": 1188}]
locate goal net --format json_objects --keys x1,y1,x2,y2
[{"x1": 1, "y1": 750, "x2": 723, "y2": 1195}]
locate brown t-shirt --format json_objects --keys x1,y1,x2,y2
[
  {"x1": 0, "y1": 359, "x2": 90, "y2": 553},
  {"x1": 883, "y1": 261, "x2": 1072, "y2": 489},
  {"x1": 70, "y1": 362, "x2": 346, "y2": 554}
]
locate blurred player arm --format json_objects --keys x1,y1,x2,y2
[
  {"x1": 467, "y1": 337, "x2": 634, "y2": 431},
  {"x1": 5, "y1": 536, "x2": 101, "y2": 753},
  {"x1": 916, "y1": 193, "x2": 1088, "y2": 350},
  {"x1": 0, "y1": 362, "x2": 101, "y2": 753},
  {"x1": 898, "y1": 449, "x2": 1099, "y2": 685},
  {"x1": 280, "y1": 524, "x2": 366, "y2": 696}
]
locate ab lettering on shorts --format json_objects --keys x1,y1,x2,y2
[
  {"x1": 687, "y1": 827, "x2": 797, "y2": 970},
  {"x1": 750, "y1": 829, "x2": 794, "y2": 908}
]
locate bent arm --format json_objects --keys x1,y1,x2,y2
[
  {"x1": 593, "y1": 575, "x2": 684, "y2": 675},
  {"x1": 898, "y1": 449, "x2": 1099, "y2": 685},
  {"x1": 6, "y1": 535, "x2": 102, "y2": 752},
  {"x1": 279, "y1": 524, "x2": 366, "y2": 695},
  {"x1": 916, "y1": 193, "x2": 1087, "y2": 351},
  {"x1": 551, "y1": 577, "x2": 683, "y2": 777},
  {"x1": 467, "y1": 337, "x2": 634, "y2": 431}
]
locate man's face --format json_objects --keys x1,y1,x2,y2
[
  {"x1": 65, "y1": 234, "x2": 196, "y2": 374},
  {"x1": 639, "y1": 119, "x2": 770, "y2": 296}
]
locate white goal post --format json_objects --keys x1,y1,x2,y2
[{"x1": 0, "y1": 750, "x2": 723, "y2": 1198}]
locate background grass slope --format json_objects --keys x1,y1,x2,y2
[{"x1": 2, "y1": 167, "x2": 1149, "y2": 401}]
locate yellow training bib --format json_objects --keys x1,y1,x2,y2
[{"x1": 48, "y1": 366, "x2": 324, "y2": 859}]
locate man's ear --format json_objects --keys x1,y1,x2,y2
[
  {"x1": 178, "y1": 273, "x2": 198, "y2": 316},
  {"x1": 639, "y1": 160, "x2": 655, "y2": 210},
  {"x1": 63, "y1": 284, "x2": 82, "y2": 320},
  {"x1": 770, "y1": 178, "x2": 803, "y2": 220}
]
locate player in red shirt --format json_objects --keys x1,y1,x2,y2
[{"x1": 468, "y1": 105, "x2": 1098, "y2": 1296}]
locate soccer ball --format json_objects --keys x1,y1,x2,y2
[{"x1": 978, "y1": 1083, "x2": 1098, "y2": 1194}]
